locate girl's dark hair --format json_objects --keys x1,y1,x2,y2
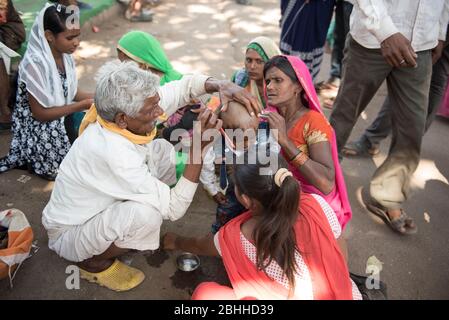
[
  {"x1": 263, "y1": 55, "x2": 309, "y2": 108},
  {"x1": 232, "y1": 153, "x2": 300, "y2": 293},
  {"x1": 44, "y1": 4, "x2": 73, "y2": 35}
]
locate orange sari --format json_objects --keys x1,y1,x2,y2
[{"x1": 192, "y1": 193, "x2": 353, "y2": 300}]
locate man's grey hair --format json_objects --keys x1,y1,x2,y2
[{"x1": 94, "y1": 60, "x2": 160, "y2": 121}]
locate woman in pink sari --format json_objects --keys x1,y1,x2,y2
[{"x1": 263, "y1": 55, "x2": 352, "y2": 229}]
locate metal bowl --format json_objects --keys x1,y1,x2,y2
[{"x1": 176, "y1": 252, "x2": 200, "y2": 272}]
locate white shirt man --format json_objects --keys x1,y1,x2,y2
[
  {"x1": 42, "y1": 74, "x2": 210, "y2": 263},
  {"x1": 349, "y1": 0, "x2": 449, "y2": 50}
]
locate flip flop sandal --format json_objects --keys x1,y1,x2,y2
[
  {"x1": 366, "y1": 203, "x2": 417, "y2": 235},
  {"x1": 79, "y1": 259, "x2": 145, "y2": 292}
]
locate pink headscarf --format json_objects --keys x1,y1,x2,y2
[{"x1": 265, "y1": 55, "x2": 352, "y2": 229}]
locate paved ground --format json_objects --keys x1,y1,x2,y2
[{"x1": 1, "y1": 0, "x2": 448, "y2": 299}]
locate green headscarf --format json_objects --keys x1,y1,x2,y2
[{"x1": 117, "y1": 31, "x2": 183, "y2": 85}]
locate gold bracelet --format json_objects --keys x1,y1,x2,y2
[{"x1": 290, "y1": 151, "x2": 309, "y2": 167}]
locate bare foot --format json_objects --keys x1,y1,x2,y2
[{"x1": 77, "y1": 259, "x2": 114, "y2": 273}]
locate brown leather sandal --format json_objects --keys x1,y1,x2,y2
[{"x1": 366, "y1": 203, "x2": 417, "y2": 235}]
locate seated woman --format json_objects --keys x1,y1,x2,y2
[
  {"x1": 116, "y1": 30, "x2": 225, "y2": 203},
  {"x1": 163, "y1": 153, "x2": 362, "y2": 300},
  {"x1": 0, "y1": 3, "x2": 93, "y2": 180},
  {"x1": 263, "y1": 55, "x2": 352, "y2": 229},
  {"x1": 232, "y1": 36, "x2": 280, "y2": 111}
]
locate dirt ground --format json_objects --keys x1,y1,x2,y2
[{"x1": 1, "y1": 0, "x2": 449, "y2": 300}]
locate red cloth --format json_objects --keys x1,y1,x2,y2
[{"x1": 216, "y1": 192, "x2": 353, "y2": 300}]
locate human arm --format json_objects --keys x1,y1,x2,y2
[
  {"x1": 74, "y1": 88, "x2": 94, "y2": 101},
  {"x1": 268, "y1": 112, "x2": 335, "y2": 195},
  {"x1": 28, "y1": 92, "x2": 93, "y2": 122},
  {"x1": 182, "y1": 107, "x2": 222, "y2": 184},
  {"x1": 158, "y1": 74, "x2": 260, "y2": 118},
  {"x1": 159, "y1": 108, "x2": 222, "y2": 221},
  {"x1": 204, "y1": 77, "x2": 260, "y2": 116},
  {"x1": 353, "y1": 0, "x2": 417, "y2": 67},
  {"x1": 283, "y1": 139, "x2": 335, "y2": 195},
  {"x1": 163, "y1": 232, "x2": 220, "y2": 257}
]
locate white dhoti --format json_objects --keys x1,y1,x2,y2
[{"x1": 47, "y1": 201, "x2": 162, "y2": 263}]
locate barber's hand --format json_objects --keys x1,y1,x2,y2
[
  {"x1": 219, "y1": 82, "x2": 261, "y2": 116},
  {"x1": 0, "y1": 9, "x2": 7, "y2": 24},
  {"x1": 432, "y1": 40, "x2": 445, "y2": 64},
  {"x1": 196, "y1": 106, "x2": 222, "y2": 150},
  {"x1": 266, "y1": 112, "x2": 289, "y2": 147},
  {"x1": 380, "y1": 33, "x2": 417, "y2": 68}
]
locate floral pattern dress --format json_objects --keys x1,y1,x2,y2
[{"x1": 0, "y1": 72, "x2": 71, "y2": 180}]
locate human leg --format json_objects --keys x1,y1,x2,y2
[
  {"x1": 330, "y1": 35, "x2": 391, "y2": 154},
  {"x1": 48, "y1": 201, "x2": 162, "y2": 290},
  {"x1": 369, "y1": 50, "x2": 433, "y2": 233},
  {"x1": 425, "y1": 44, "x2": 449, "y2": 131},
  {"x1": 342, "y1": 97, "x2": 392, "y2": 157}
]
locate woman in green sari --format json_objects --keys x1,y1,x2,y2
[{"x1": 117, "y1": 30, "x2": 182, "y2": 85}]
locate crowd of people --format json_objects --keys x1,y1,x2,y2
[{"x1": 0, "y1": 0, "x2": 448, "y2": 299}]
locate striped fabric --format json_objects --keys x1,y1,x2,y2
[{"x1": 280, "y1": 0, "x2": 335, "y2": 80}]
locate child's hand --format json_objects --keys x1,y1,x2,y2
[{"x1": 213, "y1": 192, "x2": 227, "y2": 205}]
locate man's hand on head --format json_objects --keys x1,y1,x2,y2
[{"x1": 204, "y1": 78, "x2": 261, "y2": 116}]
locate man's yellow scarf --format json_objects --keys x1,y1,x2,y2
[{"x1": 79, "y1": 105, "x2": 156, "y2": 145}]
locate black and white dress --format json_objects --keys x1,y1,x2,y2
[{"x1": 0, "y1": 71, "x2": 71, "y2": 180}]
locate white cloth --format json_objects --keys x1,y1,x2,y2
[
  {"x1": 47, "y1": 200, "x2": 164, "y2": 262},
  {"x1": 42, "y1": 123, "x2": 198, "y2": 228},
  {"x1": 349, "y1": 0, "x2": 449, "y2": 51},
  {"x1": 0, "y1": 41, "x2": 20, "y2": 75},
  {"x1": 18, "y1": 3, "x2": 77, "y2": 108},
  {"x1": 158, "y1": 74, "x2": 210, "y2": 118},
  {"x1": 42, "y1": 75, "x2": 208, "y2": 252},
  {"x1": 200, "y1": 147, "x2": 219, "y2": 196}
]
